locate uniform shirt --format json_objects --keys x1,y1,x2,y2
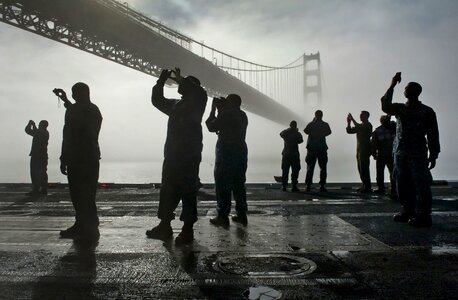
[
  {"x1": 206, "y1": 107, "x2": 248, "y2": 155},
  {"x1": 304, "y1": 119, "x2": 331, "y2": 152},
  {"x1": 346, "y1": 121, "x2": 373, "y2": 155},
  {"x1": 25, "y1": 126, "x2": 49, "y2": 159},
  {"x1": 152, "y1": 78, "x2": 207, "y2": 160},
  {"x1": 382, "y1": 88, "x2": 440, "y2": 159},
  {"x1": 280, "y1": 127, "x2": 303, "y2": 157},
  {"x1": 371, "y1": 122, "x2": 395, "y2": 158},
  {"x1": 61, "y1": 100, "x2": 102, "y2": 165}
]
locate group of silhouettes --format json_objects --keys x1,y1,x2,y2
[
  {"x1": 280, "y1": 72, "x2": 440, "y2": 228},
  {"x1": 280, "y1": 109, "x2": 395, "y2": 195},
  {"x1": 24, "y1": 70, "x2": 439, "y2": 244}
]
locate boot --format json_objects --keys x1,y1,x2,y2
[
  {"x1": 210, "y1": 215, "x2": 230, "y2": 228},
  {"x1": 175, "y1": 224, "x2": 194, "y2": 246},
  {"x1": 74, "y1": 226, "x2": 100, "y2": 244},
  {"x1": 393, "y1": 212, "x2": 415, "y2": 223},
  {"x1": 231, "y1": 212, "x2": 248, "y2": 226},
  {"x1": 60, "y1": 223, "x2": 80, "y2": 239},
  {"x1": 408, "y1": 215, "x2": 432, "y2": 228},
  {"x1": 146, "y1": 221, "x2": 173, "y2": 240}
]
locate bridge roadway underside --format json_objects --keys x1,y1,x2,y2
[
  {"x1": 0, "y1": 0, "x2": 303, "y2": 125},
  {"x1": 0, "y1": 183, "x2": 457, "y2": 299}
]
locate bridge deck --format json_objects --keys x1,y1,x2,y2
[{"x1": 0, "y1": 0, "x2": 305, "y2": 124}]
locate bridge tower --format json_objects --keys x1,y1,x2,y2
[{"x1": 303, "y1": 52, "x2": 322, "y2": 106}]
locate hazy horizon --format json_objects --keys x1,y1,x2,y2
[{"x1": 1, "y1": 0, "x2": 457, "y2": 183}]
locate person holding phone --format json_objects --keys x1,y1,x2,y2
[
  {"x1": 346, "y1": 111, "x2": 373, "y2": 193},
  {"x1": 381, "y1": 72, "x2": 440, "y2": 227}
]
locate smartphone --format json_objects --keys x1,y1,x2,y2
[{"x1": 395, "y1": 72, "x2": 402, "y2": 83}]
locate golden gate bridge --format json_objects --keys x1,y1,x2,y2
[{"x1": 0, "y1": 0, "x2": 322, "y2": 125}]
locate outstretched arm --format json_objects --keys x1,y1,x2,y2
[
  {"x1": 205, "y1": 100, "x2": 221, "y2": 133},
  {"x1": 25, "y1": 120, "x2": 36, "y2": 136},
  {"x1": 151, "y1": 69, "x2": 176, "y2": 115},
  {"x1": 346, "y1": 114, "x2": 358, "y2": 134},
  {"x1": 381, "y1": 74, "x2": 403, "y2": 115},
  {"x1": 53, "y1": 89, "x2": 72, "y2": 108}
]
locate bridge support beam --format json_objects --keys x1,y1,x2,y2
[{"x1": 303, "y1": 52, "x2": 322, "y2": 107}]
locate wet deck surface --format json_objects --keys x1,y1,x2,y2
[{"x1": 0, "y1": 183, "x2": 457, "y2": 299}]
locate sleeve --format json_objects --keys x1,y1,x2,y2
[
  {"x1": 304, "y1": 123, "x2": 311, "y2": 135},
  {"x1": 151, "y1": 82, "x2": 176, "y2": 115},
  {"x1": 297, "y1": 132, "x2": 304, "y2": 144},
  {"x1": 381, "y1": 88, "x2": 404, "y2": 116},
  {"x1": 60, "y1": 110, "x2": 70, "y2": 164},
  {"x1": 426, "y1": 110, "x2": 440, "y2": 159},
  {"x1": 325, "y1": 123, "x2": 332, "y2": 136},
  {"x1": 370, "y1": 130, "x2": 378, "y2": 156},
  {"x1": 346, "y1": 123, "x2": 358, "y2": 134},
  {"x1": 205, "y1": 113, "x2": 220, "y2": 133},
  {"x1": 25, "y1": 123, "x2": 35, "y2": 136}
]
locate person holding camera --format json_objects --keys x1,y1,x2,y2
[
  {"x1": 146, "y1": 68, "x2": 207, "y2": 245},
  {"x1": 370, "y1": 115, "x2": 396, "y2": 196},
  {"x1": 382, "y1": 73, "x2": 440, "y2": 227},
  {"x1": 304, "y1": 110, "x2": 331, "y2": 192},
  {"x1": 280, "y1": 120, "x2": 303, "y2": 192},
  {"x1": 346, "y1": 111, "x2": 373, "y2": 193},
  {"x1": 25, "y1": 119, "x2": 49, "y2": 196},
  {"x1": 206, "y1": 94, "x2": 248, "y2": 227},
  {"x1": 54, "y1": 83, "x2": 103, "y2": 242}
]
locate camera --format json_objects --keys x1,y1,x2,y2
[
  {"x1": 53, "y1": 88, "x2": 62, "y2": 97},
  {"x1": 212, "y1": 97, "x2": 226, "y2": 111}
]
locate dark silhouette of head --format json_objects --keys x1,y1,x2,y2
[
  {"x1": 178, "y1": 75, "x2": 201, "y2": 95},
  {"x1": 226, "y1": 94, "x2": 242, "y2": 108},
  {"x1": 404, "y1": 82, "x2": 422, "y2": 100},
  {"x1": 290, "y1": 120, "x2": 297, "y2": 129},
  {"x1": 360, "y1": 110, "x2": 370, "y2": 122},
  {"x1": 315, "y1": 110, "x2": 323, "y2": 120},
  {"x1": 72, "y1": 82, "x2": 90, "y2": 102},
  {"x1": 380, "y1": 115, "x2": 390, "y2": 126},
  {"x1": 38, "y1": 120, "x2": 48, "y2": 130}
]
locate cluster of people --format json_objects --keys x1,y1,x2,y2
[
  {"x1": 280, "y1": 73, "x2": 440, "y2": 228},
  {"x1": 24, "y1": 70, "x2": 440, "y2": 244}
]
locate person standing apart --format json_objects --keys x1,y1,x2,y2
[
  {"x1": 54, "y1": 83, "x2": 102, "y2": 242},
  {"x1": 25, "y1": 120, "x2": 49, "y2": 196}
]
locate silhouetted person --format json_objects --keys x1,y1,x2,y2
[
  {"x1": 382, "y1": 73, "x2": 440, "y2": 227},
  {"x1": 346, "y1": 111, "x2": 373, "y2": 193},
  {"x1": 206, "y1": 94, "x2": 248, "y2": 227},
  {"x1": 25, "y1": 120, "x2": 49, "y2": 196},
  {"x1": 147, "y1": 68, "x2": 207, "y2": 245},
  {"x1": 54, "y1": 83, "x2": 102, "y2": 242},
  {"x1": 279, "y1": 120, "x2": 303, "y2": 192},
  {"x1": 304, "y1": 110, "x2": 331, "y2": 192},
  {"x1": 371, "y1": 115, "x2": 396, "y2": 195}
]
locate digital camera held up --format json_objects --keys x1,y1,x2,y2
[{"x1": 212, "y1": 97, "x2": 226, "y2": 111}]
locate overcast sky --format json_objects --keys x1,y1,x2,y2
[{"x1": 1, "y1": 0, "x2": 457, "y2": 183}]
